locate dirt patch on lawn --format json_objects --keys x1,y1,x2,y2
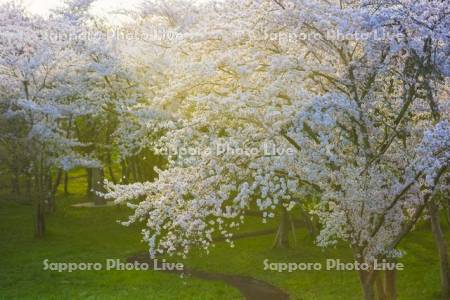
[{"x1": 128, "y1": 253, "x2": 290, "y2": 300}]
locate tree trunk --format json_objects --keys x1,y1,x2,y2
[
  {"x1": 121, "y1": 160, "x2": 128, "y2": 184},
  {"x1": 90, "y1": 168, "x2": 106, "y2": 205},
  {"x1": 358, "y1": 270, "x2": 376, "y2": 300},
  {"x1": 11, "y1": 172, "x2": 20, "y2": 195},
  {"x1": 34, "y1": 194, "x2": 45, "y2": 238},
  {"x1": 86, "y1": 168, "x2": 93, "y2": 196},
  {"x1": 446, "y1": 196, "x2": 450, "y2": 227},
  {"x1": 47, "y1": 169, "x2": 63, "y2": 212},
  {"x1": 108, "y1": 163, "x2": 117, "y2": 184},
  {"x1": 362, "y1": 282, "x2": 375, "y2": 300},
  {"x1": 136, "y1": 158, "x2": 144, "y2": 182},
  {"x1": 107, "y1": 152, "x2": 117, "y2": 184},
  {"x1": 46, "y1": 171, "x2": 55, "y2": 212},
  {"x1": 273, "y1": 207, "x2": 290, "y2": 249},
  {"x1": 52, "y1": 169, "x2": 63, "y2": 196},
  {"x1": 375, "y1": 272, "x2": 386, "y2": 300},
  {"x1": 25, "y1": 174, "x2": 32, "y2": 194},
  {"x1": 130, "y1": 158, "x2": 138, "y2": 182},
  {"x1": 64, "y1": 172, "x2": 69, "y2": 195},
  {"x1": 384, "y1": 268, "x2": 397, "y2": 300},
  {"x1": 429, "y1": 202, "x2": 450, "y2": 298},
  {"x1": 35, "y1": 173, "x2": 40, "y2": 193},
  {"x1": 299, "y1": 204, "x2": 316, "y2": 237}
]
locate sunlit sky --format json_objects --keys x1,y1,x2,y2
[
  {"x1": 1, "y1": 0, "x2": 143, "y2": 20},
  {"x1": 1, "y1": 0, "x2": 209, "y2": 23},
  {"x1": 4, "y1": 0, "x2": 212, "y2": 15}
]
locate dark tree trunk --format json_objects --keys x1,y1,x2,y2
[
  {"x1": 358, "y1": 269, "x2": 376, "y2": 300},
  {"x1": 108, "y1": 163, "x2": 117, "y2": 184},
  {"x1": 86, "y1": 168, "x2": 93, "y2": 196},
  {"x1": 46, "y1": 171, "x2": 55, "y2": 212},
  {"x1": 34, "y1": 195, "x2": 45, "y2": 238},
  {"x1": 299, "y1": 204, "x2": 316, "y2": 237},
  {"x1": 47, "y1": 169, "x2": 63, "y2": 212},
  {"x1": 107, "y1": 152, "x2": 117, "y2": 184},
  {"x1": 48, "y1": 169, "x2": 64, "y2": 212},
  {"x1": 273, "y1": 207, "x2": 290, "y2": 249},
  {"x1": 52, "y1": 169, "x2": 63, "y2": 196},
  {"x1": 384, "y1": 268, "x2": 397, "y2": 300},
  {"x1": 362, "y1": 282, "x2": 375, "y2": 300},
  {"x1": 35, "y1": 173, "x2": 40, "y2": 193},
  {"x1": 446, "y1": 197, "x2": 450, "y2": 227},
  {"x1": 121, "y1": 160, "x2": 128, "y2": 184},
  {"x1": 375, "y1": 272, "x2": 386, "y2": 300},
  {"x1": 130, "y1": 158, "x2": 138, "y2": 182},
  {"x1": 90, "y1": 168, "x2": 106, "y2": 205},
  {"x1": 372, "y1": 264, "x2": 397, "y2": 300},
  {"x1": 11, "y1": 172, "x2": 20, "y2": 195},
  {"x1": 64, "y1": 172, "x2": 69, "y2": 195},
  {"x1": 136, "y1": 158, "x2": 144, "y2": 182},
  {"x1": 25, "y1": 174, "x2": 32, "y2": 194},
  {"x1": 429, "y1": 202, "x2": 450, "y2": 298}
]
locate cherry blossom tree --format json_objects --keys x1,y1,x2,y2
[
  {"x1": 1, "y1": 1, "x2": 448, "y2": 298},
  {"x1": 103, "y1": 1, "x2": 449, "y2": 299},
  {"x1": 0, "y1": 1, "x2": 103, "y2": 234},
  {"x1": 276, "y1": 0, "x2": 450, "y2": 298},
  {"x1": 103, "y1": 0, "x2": 327, "y2": 253}
]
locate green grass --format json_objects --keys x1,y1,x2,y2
[
  {"x1": 0, "y1": 171, "x2": 448, "y2": 299},
  {"x1": 182, "y1": 223, "x2": 445, "y2": 300},
  {"x1": 0, "y1": 173, "x2": 242, "y2": 300}
]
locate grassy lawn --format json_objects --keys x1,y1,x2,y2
[
  {"x1": 183, "y1": 223, "x2": 445, "y2": 299},
  {"x1": 0, "y1": 173, "x2": 242, "y2": 300},
  {"x1": 0, "y1": 171, "x2": 448, "y2": 299}
]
